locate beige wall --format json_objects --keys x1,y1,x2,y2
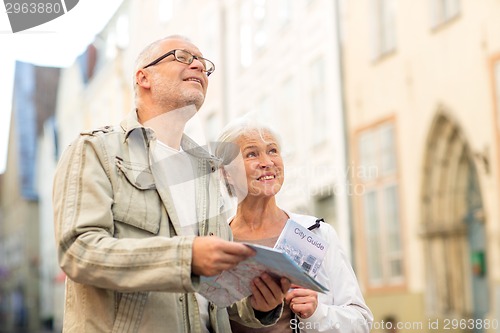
[
  {"x1": 60, "y1": 0, "x2": 352, "y2": 252},
  {"x1": 55, "y1": 0, "x2": 500, "y2": 331},
  {"x1": 342, "y1": 0, "x2": 500, "y2": 331},
  {"x1": 222, "y1": 0, "x2": 353, "y2": 254},
  {"x1": 0, "y1": 99, "x2": 41, "y2": 332}
]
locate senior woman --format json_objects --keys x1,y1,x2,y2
[{"x1": 216, "y1": 118, "x2": 373, "y2": 333}]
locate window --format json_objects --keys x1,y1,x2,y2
[
  {"x1": 278, "y1": 0, "x2": 292, "y2": 26},
  {"x1": 159, "y1": 0, "x2": 174, "y2": 23},
  {"x1": 201, "y1": 7, "x2": 218, "y2": 66},
  {"x1": 205, "y1": 113, "x2": 219, "y2": 143},
  {"x1": 253, "y1": 0, "x2": 268, "y2": 50},
  {"x1": 257, "y1": 96, "x2": 272, "y2": 124},
  {"x1": 239, "y1": 0, "x2": 269, "y2": 67},
  {"x1": 364, "y1": 190, "x2": 382, "y2": 282},
  {"x1": 279, "y1": 76, "x2": 298, "y2": 154},
  {"x1": 115, "y1": 15, "x2": 129, "y2": 49},
  {"x1": 310, "y1": 56, "x2": 327, "y2": 144},
  {"x1": 239, "y1": 0, "x2": 253, "y2": 67},
  {"x1": 315, "y1": 194, "x2": 337, "y2": 230},
  {"x1": 370, "y1": 0, "x2": 396, "y2": 59},
  {"x1": 494, "y1": 60, "x2": 500, "y2": 130},
  {"x1": 430, "y1": 0, "x2": 460, "y2": 27},
  {"x1": 357, "y1": 121, "x2": 403, "y2": 286}
]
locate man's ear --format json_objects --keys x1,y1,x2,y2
[{"x1": 135, "y1": 69, "x2": 151, "y2": 89}]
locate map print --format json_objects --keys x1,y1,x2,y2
[{"x1": 198, "y1": 238, "x2": 328, "y2": 308}]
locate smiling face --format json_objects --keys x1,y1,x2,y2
[
  {"x1": 233, "y1": 129, "x2": 285, "y2": 199},
  {"x1": 140, "y1": 37, "x2": 210, "y2": 111}
]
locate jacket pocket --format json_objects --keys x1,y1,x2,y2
[
  {"x1": 112, "y1": 292, "x2": 149, "y2": 333},
  {"x1": 113, "y1": 157, "x2": 161, "y2": 235}
]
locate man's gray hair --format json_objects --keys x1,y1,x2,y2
[{"x1": 132, "y1": 35, "x2": 192, "y2": 95}]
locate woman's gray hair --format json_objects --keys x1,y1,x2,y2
[
  {"x1": 215, "y1": 116, "x2": 282, "y2": 196},
  {"x1": 217, "y1": 116, "x2": 282, "y2": 149}
]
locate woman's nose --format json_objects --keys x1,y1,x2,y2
[{"x1": 259, "y1": 155, "x2": 274, "y2": 168}]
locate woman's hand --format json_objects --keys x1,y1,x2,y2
[
  {"x1": 285, "y1": 284, "x2": 318, "y2": 319},
  {"x1": 250, "y1": 273, "x2": 291, "y2": 312}
]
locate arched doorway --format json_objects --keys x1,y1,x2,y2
[{"x1": 421, "y1": 113, "x2": 488, "y2": 331}]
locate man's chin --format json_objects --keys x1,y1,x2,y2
[
  {"x1": 193, "y1": 99, "x2": 205, "y2": 111},
  {"x1": 184, "y1": 93, "x2": 205, "y2": 111}
]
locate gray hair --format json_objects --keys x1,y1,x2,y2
[
  {"x1": 217, "y1": 116, "x2": 282, "y2": 149},
  {"x1": 133, "y1": 35, "x2": 192, "y2": 96},
  {"x1": 215, "y1": 116, "x2": 282, "y2": 196}
]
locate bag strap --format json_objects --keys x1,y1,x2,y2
[{"x1": 307, "y1": 218, "x2": 324, "y2": 231}]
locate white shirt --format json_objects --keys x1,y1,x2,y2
[
  {"x1": 153, "y1": 140, "x2": 210, "y2": 333},
  {"x1": 286, "y1": 212, "x2": 373, "y2": 333}
]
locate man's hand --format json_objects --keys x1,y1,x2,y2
[
  {"x1": 285, "y1": 284, "x2": 318, "y2": 319},
  {"x1": 192, "y1": 236, "x2": 255, "y2": 276},
  {"x1": 249, "y1": 273, "x2": 291, "y2": 312}
]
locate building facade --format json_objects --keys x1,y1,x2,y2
[
  {"x1": 342, "y1": 0, "x2": 500, "y2": 332},
  {"x1": 0, "y1": 62, "x2": 60, "y2": 332},
  {"x1": 56, "y1": 0, "x2": 351, "y2": 253},
  {"x1": 49, "y1": 0, "x2": 354, "y2": 328},
  {"x1": 10, "y1": 0, "x2": 500, "y2": 331}
]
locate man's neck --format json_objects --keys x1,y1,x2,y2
[{"x1": 139, "y1": 105, "x2": 197, "y2": 150}]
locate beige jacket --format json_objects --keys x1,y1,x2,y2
[{"x1": 53, "y1": 112, "x2": 281, "y2": 332}]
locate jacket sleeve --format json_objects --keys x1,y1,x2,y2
[
  {"x1": 227, "y1": 297, "x2": 284, "y2": 328},
  {"x1": 53, "y1": 134, "x2": 197, "y2": 293},
  {"x1": 297, "y1": 224, "x2": 373, "y2": 333}
]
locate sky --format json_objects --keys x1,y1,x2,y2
[{"x1": 0, "y1": 0, "x2": 124, "y2": 173}]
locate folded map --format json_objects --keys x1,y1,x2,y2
[{"x1": 198, "y1": 220, "x2": 329, "y2": 307}]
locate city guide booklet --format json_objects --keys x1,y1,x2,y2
[{"x1": 198, "y1": 219, "x2": 329, "y2": 307}]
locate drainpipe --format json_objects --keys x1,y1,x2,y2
[{"x1": 334, "y1": 0, "x2": 356, "y2": 268}]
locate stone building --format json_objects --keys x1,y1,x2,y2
[
  {"x1": 342, "y1": 0, "x2": 499, "y2": 331},
  {"x1": 0, "y1": 62, "x2": 60, "y2": 332},
  {"x1": 12, "y1": 0, "x2": 499, "y2": 332}
]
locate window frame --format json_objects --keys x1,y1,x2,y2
[
  {"x1": 369, "y1": 0, "x2": 397, "y2": 60},
  {"x1": 354, "y1": 117, "x2": 405, "y2": 290},
  {"x1": 430, "y1": 0, "x2": 461, "y2": 29}
]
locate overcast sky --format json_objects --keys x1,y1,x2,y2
[{"x1": 0, "y1": 0, "x2": 124, "y2": 173}]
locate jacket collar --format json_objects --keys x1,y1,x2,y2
[
  {"x1": 120, "y1": 110, "x2": 221, "y2": 164},
  {"x1": 120, "y1": 110, "x2": 154, "y2": 142}
]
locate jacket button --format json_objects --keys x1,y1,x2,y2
[
  {"x1": 179, "y1": 296, "x2": 183, "y2": 302},
  {"x1": 209, "y1": 232, "x2": 214, "y2": 236}
]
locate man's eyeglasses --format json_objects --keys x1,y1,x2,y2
[{"x1": 142, "y1": 49, "x2": 215, "y2": 76}]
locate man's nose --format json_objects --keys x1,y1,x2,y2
[{"x1": 189, "y1": 57, "x2": 205, "y2": 72}]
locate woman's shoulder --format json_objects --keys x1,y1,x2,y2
[
  {"x1": 286, "y1": 211, "x2": 337, "y2": 238},
  {"x1": 286, "y1": 211, "x2": 317, "y2": 224},
  {"x1": 282, "y1": 211, "x2": 349, "y2": 261}
]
